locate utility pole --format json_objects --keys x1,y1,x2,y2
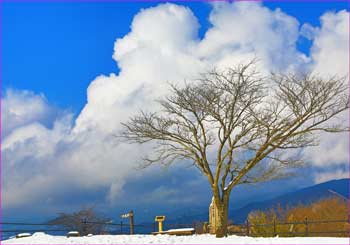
[{"x1": 129, "y1": 211, "x2": 134, "y2": 235}]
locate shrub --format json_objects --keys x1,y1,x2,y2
[{"x1": 48, "y1": 206, "x2": 111, "y2": 236}]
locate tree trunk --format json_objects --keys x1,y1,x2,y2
[{"x1": 215, "y1": 196, "x2": 229, "y2": 238}]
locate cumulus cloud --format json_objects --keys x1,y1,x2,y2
[
  {"x1": 2, "y1": 91, "x2": 72, "y2": 207},
  {"x1": 1, "y1": 89, "x2": 58, "y2": 138},
  {"x1": 74, "y1": 4, "x2": 204, "y2": 135},
  {"x1": 300, "y1": 10, "x2": 349, "y2": 183},
  {"x1": 198, "y1": 2, "x2": 309, "y2": 73},
  {"x1": 309, "y1": 10, "x2": 349, "y2": 77},
  {"x1": 2, "y1": 2, "x2": 349, "y2": 210}
]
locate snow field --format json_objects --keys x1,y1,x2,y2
[{"x1": 2, "y1": 232, "x2": 349, "y2": 244}]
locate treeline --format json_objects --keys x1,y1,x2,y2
[{"x1": 246, "y1": 197, "x2": 349, "y2": 237}]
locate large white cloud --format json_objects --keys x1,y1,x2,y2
[
  {"x1": 74, "y1": 4, "x2": 205, "y2": 135},
  {"x1": 2, "y1": 2, "x2": 349, "y2": 209},
  {"x1": 198, "y1": 2, "x2": 309, "y2": 73},
  {"x1": 2, "y1": 92, "x2": 72, "y2": 207},
  {"x1": 301, "y1": 10, "x2": 349, "y2": 183},
  {"x1": 1, "y1": 89, "x2": 58, "y2": 138},
  {"x1": 309, "y1": 10, "x2": 349, "y2": 77}
]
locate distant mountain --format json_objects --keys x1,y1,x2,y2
[
  {"x1": 230, "y1": 178, "x2": 349, "y2": 223},
  {"x1": 168, "y1": 178, "x2": 349, "y2": 225}
]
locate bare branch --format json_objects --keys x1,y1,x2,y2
[{"x1": 119, "y1": 60, "x2": 349, "y2": 203}]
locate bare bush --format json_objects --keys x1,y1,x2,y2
[{"x1": 48, "y1": 207, "x2": 111, "y2": 236}]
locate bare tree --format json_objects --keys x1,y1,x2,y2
[
  {"x1": 49, "y1": 207, "x2": 111, "y2": 235},
  {"x1": 120, "y1": 61, "x2": 349, "y2": 237}
]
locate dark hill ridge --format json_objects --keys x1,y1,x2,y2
[
  {"x1": 168, "y1": 178, "x2": 349, "y2": 225},
  {"x1": 230, "y1": 178, "x2": 349, "y2": 223}
]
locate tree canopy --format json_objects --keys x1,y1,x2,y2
[{"x1": 121, "y1": 61, "x2": 349, "y2": 237}]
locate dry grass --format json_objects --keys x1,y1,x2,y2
[{"x1": 247, "y1": 197, "x2": 349, "y2": 237}]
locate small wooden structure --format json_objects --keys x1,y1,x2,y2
[
  {"x1": 155, "y1": 215, "x2": 166, "y2": 232},
  {"x1": 209, "y1": 197, "x2": 219, "y2": 234}
]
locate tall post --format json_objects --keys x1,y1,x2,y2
[
  {"x1": 129, "y1": 211, "x2": 134, "y2": 235},
  {"x1": 273, "y1": 219, "x2": 277, "y2": 237},
  {"x1": 82, "y1": 218, "x2": 87, "y2": 236},
  {"x1": 121, "y1": 210, "x2": 135, "y2": 235},
  {"x1": 246, "y1": 220, "x2": 250, "y2": 236},
  {"x1": 304, "y1": 218, "x2": 308, "y2": 236},
  {"x1": 120, "y1": 221, "x2": 123, "y2": 234},
  {"x1": 158, "y1": 220, "x2": 163, "y2": 232}
]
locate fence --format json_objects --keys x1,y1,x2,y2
[
  {"x1": 0, "y1": 221, "x2": 154, "y2": 240},
  {"x1": 1, "y1": 218, "x2": 349, "y2": 240},
  {"x1": 226, "y1": 218, "x2": 350, "y2": 237}
]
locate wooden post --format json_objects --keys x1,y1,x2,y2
[
  {"x1": 203, "y1": 222, "x2": 209, "y2": 234},
  {"x1": 304, "y1": 218, "x2": 308, "y2": 236},
  {"x1": 120, "y1": 221, "x2": 123, "y2": 234},
  {"x1": 129, "y1": 211, "x2": 134, "y2": 235},
  {"x1": 121, "y1": 210, "x2": 135, "y2": 235},
  {"x1": 246, "y1": 220, "x2": 250, "y2": 236},
  {"x1": 273, "y1": 219, "x2": 277, "y2": 237},
  {"x1": 82, "y1": 218, "x2": 87, "y2": 236}
]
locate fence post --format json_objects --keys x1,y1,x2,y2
[
  {"x1": 273, "y1": 219, "x2": 277, "y2": 237},
  {"x1": 82, "y1": 218, "x2": 87, "y2": 236},
  {"x1": 129, "y1": 211, "x2": 134, "y2": 235},
  {"x1": 246, "y1": 220, "x2": 250, "y2": 236},
  {"x1": 152, "y1": 222, "x2": 155, "y2": 232},
  {"x1": 304, "y1": 218, "x2": 308, "y2": 236},
  {"x1": 120, "y1": 221, "x2": 123, "y2": 234}
]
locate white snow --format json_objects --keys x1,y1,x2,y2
[
  {"x1": 224, "y1": 180, "x2": 234, "y2": 191},
  {"x1": 15, "y1": 233, "x2": 31, "y2": 238},
  {"x1": 1, "y1": 232, "x2": 348, "y2": 244}
]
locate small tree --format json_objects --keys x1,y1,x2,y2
[
  {"x1": 49, "y1": 207, "x2": 111, "y2": 235},
  {"x1": 120, "y1": 61, "x2": 349, "y2": 237}
]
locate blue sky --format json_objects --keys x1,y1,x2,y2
[
  {"x1": 2, "y1": 1, "x2": 349, "y2": 223},
  {"x1": 3, "y1": 2, "x2": 207, "y2": 112},
  {"x1": 3, "y1": 1, "x2": 348, "y2": 113}
]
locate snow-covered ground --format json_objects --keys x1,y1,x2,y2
[{"x1": 1, "y1": 232, "x2": 349, "y2": 244}]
